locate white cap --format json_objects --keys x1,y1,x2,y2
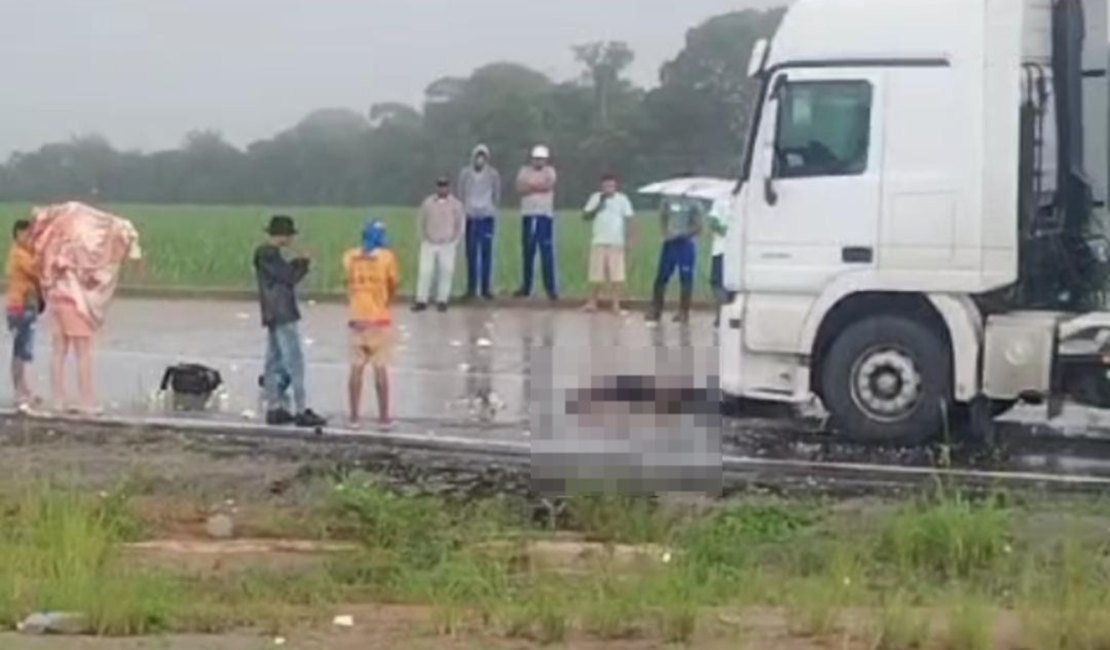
[{"x1": 531, "y1": 145, "x2": 550, "y2": 159}]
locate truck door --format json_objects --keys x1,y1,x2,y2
[{"x1": 743, "y1": 69, "x2": 884, "y2": 293}]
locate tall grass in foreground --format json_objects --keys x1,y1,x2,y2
[
  {"x1": 3, "y1": 477, "x2": 1110, "y2": 646},
  {"x1": 0, "y1": 488, "x2": 178, "y2": 635}
]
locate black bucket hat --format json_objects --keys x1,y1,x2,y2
[{"x1": 265, "y1": 215, "x2": 297, "y2": 236}]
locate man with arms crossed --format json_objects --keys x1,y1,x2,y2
[{"x1": 514, "y1": 145, "x2": 559, "y2": 301}]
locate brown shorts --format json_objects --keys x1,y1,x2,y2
[
  {"x1": 349, "y1": 325, "x2": 396, "y2": 368},
  {"x1": 589, "y1": 245, "x2": 626, "y2": 284}
]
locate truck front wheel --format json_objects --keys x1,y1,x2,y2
[{"x1": 820, "y1": 315, "x2": 952, "y2": 446}]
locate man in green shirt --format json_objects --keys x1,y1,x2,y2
[{"x1": 648, "y1": 194, "x2": 705, "y2": 324}]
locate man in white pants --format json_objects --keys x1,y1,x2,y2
[{"x1": 413, "y1": 177, "x2": 466, "y2": 313}]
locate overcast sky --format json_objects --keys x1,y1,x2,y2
[{"x1": 0, "y1": 0, "x2": 782, "y2": 157}]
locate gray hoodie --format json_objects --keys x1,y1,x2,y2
[{"x1": 457, "y1": 144, "x2": 502, "y2": 218}]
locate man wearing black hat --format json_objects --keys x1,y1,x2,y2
[{"x1": 253, "y1": 215, "x2": 327, "y2": 428}]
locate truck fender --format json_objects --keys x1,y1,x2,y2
[
  {"x1": 797, "y1": 281, "x2": 982, "y2": 403},
  {"x1": 797, "y1": 272, "x2": 880, "y2": 357},
  {"x1": 926, "y1": 294, "x2": 983, "y2": 402}
]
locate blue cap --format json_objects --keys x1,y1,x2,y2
[{"x1": 362, "y1": 220, "x2": 388, "y2": 254}]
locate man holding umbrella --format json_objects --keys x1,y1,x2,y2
[
  {"x1": 638, "y1": 177, "x2": 733, "y2": 324},
  {"x1": 649, "y1": 194, "x2": 704, "y2": 324}
]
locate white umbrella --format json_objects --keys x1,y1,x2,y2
[{"x1": 637, "y1": 177, "x2": 735, "y2": 202}]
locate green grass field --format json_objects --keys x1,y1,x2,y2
[{"x1": 0, "y1": 203, "x2": 718, "y2": 301}]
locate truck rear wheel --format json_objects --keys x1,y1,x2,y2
[{"x1": 820, "y1": 315, "x2": 952, "y2": 446}]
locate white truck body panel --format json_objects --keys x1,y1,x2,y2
[
  {"x1": 732, "y1": 0, "x2": 1025, "y2": 299},
  {"x1": 721, "y1": 0, "x2": 1110, "y2": 410}
]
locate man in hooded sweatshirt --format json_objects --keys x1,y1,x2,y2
[{"x1": 457, "y1": 144, "x2": 501, "y2": 301}]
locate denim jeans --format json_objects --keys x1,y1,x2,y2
[
  {"x1": 263, "y1": 322, "x2": 305, "y2": 414},
  {"x1": 465, "y1": 216, "x2": 495, "y2": 297},
  {"x1": 7, "y1": 310, "x2": 35, "y2": 363}
]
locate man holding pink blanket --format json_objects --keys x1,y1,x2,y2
[{"x1": 31, "y1": 202, "x2": 142, "y2": 415}]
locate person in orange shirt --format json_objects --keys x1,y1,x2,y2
[
  {"x1": 343, "y1": 220, "x2": 400, "y2": 429},
  {"x1": 6, "y1": 220, "x2": 41, "y2": 408}
]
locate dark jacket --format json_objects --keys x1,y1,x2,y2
[{"x1": 253, "y1": 244, "x2": 309, "y2": 327}]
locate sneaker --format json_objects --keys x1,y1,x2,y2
[
  {"x1": 673, "y1": 312, "x2": 690, "y2": 324},
  {"x1": 266, "y1": 408, "x2": 296, "y2": 426},
  {"x1": 437, "y1": 303, "x2": 449, "y2": 313},
  {"x1": 411, "y1": 303, "x2": 428, "y2": 313},
  {"x1": 482, "y1": 293, "x2": 496, "y2": 301},
  {"x1": 295, "y1": 409, "x2": 328, "y2": 429}
]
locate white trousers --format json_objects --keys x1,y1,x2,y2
[{"x1": 416, "y1": 241, "x2": 458, "y2": 304}]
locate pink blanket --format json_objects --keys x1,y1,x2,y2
[{"x1": 31, "y1": 202, "x2": 141, "y2": 330}]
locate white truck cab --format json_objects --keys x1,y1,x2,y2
[{"x1": 720, "y1": 0, "x2": 1110, "y2": 444}]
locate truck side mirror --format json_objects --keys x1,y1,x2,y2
[
  {"x1": 764, "y1": 176, "x2": 778, "y2": 205},
  {"x1": 747, "y1": 39, "x2": 770, "y2": 78}
]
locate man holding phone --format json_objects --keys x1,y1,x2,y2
[
  {"x1": 253, "y1": 215, "x2": 327, "y2": 429},
  {"x1": 582, "y1": 172, "x2": 635, "y2": 314}
]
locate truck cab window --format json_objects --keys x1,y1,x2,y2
[{"x1": 773, "y1": 81, "x2": 872, "y2": 179}]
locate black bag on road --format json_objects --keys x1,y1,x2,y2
[{"x1": 160, "y1": 364, "x2": 223, "y2": 397}]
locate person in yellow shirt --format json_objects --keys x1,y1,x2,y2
[
  {"x1": 343, "y1": 220, "x2": 400, "y2": 429},
  {"x1": 6, "y1": 220, "x2": 41, "y2": 408}
]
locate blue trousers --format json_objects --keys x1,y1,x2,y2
[
  {"x1": 263, "y1": 322, "x2": 305, "y2": 414},
  {"x1": 465, "y1": 216, "x2": 495, "y2": 297},
  {"x1": 655, "y1": 237, "x2": 697, "y2": 292},
  {"x1": 520, "y1": 214, "x2": 558, "y2": 298}
]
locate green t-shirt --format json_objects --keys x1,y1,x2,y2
[{"x1": 662, "y1": 196, "x2": 706, "y2": 240}]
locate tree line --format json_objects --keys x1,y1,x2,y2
[{"x1": 0, "y1": 9, "x2": 783, "y2": 209}]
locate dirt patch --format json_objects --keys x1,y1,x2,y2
[
  {"x1": 124, "y1": 538, "x2": 360, "y2": 576},
  {"x1": 477, "y1": 535, "x2": 672, "y2": 575},
  {"x1": 126, "y1": 539, "x2": 357, "y2": 555}
]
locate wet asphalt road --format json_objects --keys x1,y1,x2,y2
[
  {"x1": 11, "y1": 298, "x2": 717, "y2": 435},
  {"x1": 11, "y1": 295, "x2": 1110, "y2": 480}
]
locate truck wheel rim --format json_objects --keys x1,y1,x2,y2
[{"x1": 850, "y1": 347, "x2": 923, "y2": 423}]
